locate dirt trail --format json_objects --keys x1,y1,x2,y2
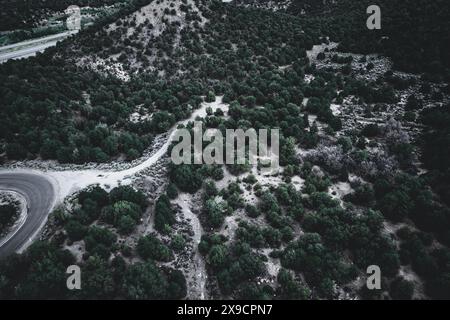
[
  {"x1": 1, "y1": 97, "x2": 229, "y2": 205},
  {"x1": 175, "y1": 193, "x2": 208, "y2": 300}
]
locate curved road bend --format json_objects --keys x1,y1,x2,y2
[
  {"x1": 0, "y1": 172, "x2": 55, "y2": 259},
  {"x1": 0, "y1": 98, "x2": 228, "y2": 259}
]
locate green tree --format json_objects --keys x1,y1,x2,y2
[
  {"x1": 137, "y1": 234, "x2": 173, "y2": 262},
  {"x1": 65, "y1": 219, "x2": 87, "y2": 241},
  {"x1": 390, "y1": 277, "x2": 414, "y2": 300}
]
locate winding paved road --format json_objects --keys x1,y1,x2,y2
[
  {"x1": 0, "y1": 98, "x2": 228, "y2": 260},
  {"x1": 0, "y1": 172, "x2": 55, "y2": 259}
]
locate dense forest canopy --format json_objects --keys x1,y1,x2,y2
[
  {"x1": 241, "y1": 0, "x2": 450, "y2": 76},
  {"x1": 0, "y1": 0, "x2": 449, "y2": 301},
  {"x1": 321, "y1": 0, "x2": 450, "y2": 76},
  {"x1": 0, "y1": 185, "x2": 186, "y2": 299}
]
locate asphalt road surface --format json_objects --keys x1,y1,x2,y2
[
  {"x1": 0, "y1": 172, "x2": 55, "y2": 259},
  {"x1": 0, "y1": 31, "x2": 77, "y2": 63},
  {"x1": 0, "y1": 41, "x2": 60, "y2": 62},
  {"x1": 0, "y1": 31, "x2": 75, "y2": 51}
]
